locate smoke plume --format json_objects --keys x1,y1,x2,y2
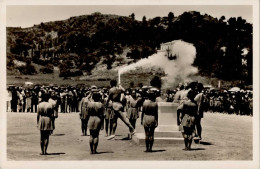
[{"x1": 119, "y1": 40, "x2": 198, "y2": 88}]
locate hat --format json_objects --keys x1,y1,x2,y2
[
  {"x1": 149, "y1": 87, "x2": 159, "y2": 93},
  {"x1": 91, "y1": 85, "x2": 97, "y2": 89}
]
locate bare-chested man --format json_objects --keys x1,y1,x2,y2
[{"x1": 106, "y1": 80, "x2": 135, "y2": 140}]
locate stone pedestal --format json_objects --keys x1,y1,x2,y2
[
  {"x1": 132, "y1": 102, "x2": 184, "y2": 145},
  {"x1": 156, "y1": 102, "x2": 180, "y2": 131}
]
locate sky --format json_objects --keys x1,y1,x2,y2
[{"x1": 6, "y1": 5, "x2": 253, "y2": 28}]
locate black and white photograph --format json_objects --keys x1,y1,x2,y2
[{"x1": 0, "y1": 0, "x2": 259, "y2": 169}]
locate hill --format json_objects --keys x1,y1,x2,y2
[{"x1": 6, "y1": 11, "x2": 253, "y2": 87}]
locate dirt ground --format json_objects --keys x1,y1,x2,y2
[{"x1": 7, "y1": 112, "x2": 252, "y2": 161}]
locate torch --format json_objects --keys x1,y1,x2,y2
[{"x1": 118, "y1": 70, "x2": 121, "y2": 85}]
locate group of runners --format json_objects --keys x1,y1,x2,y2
[{"x1": 78, "y1": 79, "x2": 159, "y2": 153}]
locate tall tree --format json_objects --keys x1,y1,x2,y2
[
  {"x1": 130, "y1": 13, "x2": 135, "y2": 20},
  {"x1": 142, "y1": 16, "x2": 147, "y2": 26},
  {"x1": 168, "y1": 12, "x2": 174, "y2": 23}
]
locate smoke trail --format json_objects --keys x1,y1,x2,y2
[{"x1": 119, "y1": 40, "x2": 198, "y2": 87}]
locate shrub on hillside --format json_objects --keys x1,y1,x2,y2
[
  {"x1": 40, "y1": 64, "x2": 54, "y2": 74},
  {"x1": 79, "y1": 63, "x2": 95, "y2": 72},
  {"x1": 59, "y1": 69, "x2": 70, "y2": 78},
  {"x1": 70, "y1": 70, "x2": 83, "y2": 77},
  {"x1": 7, "y1": 58, "x2": 14, "y2": 68},
  {"x1": 32, "y1": 57, "x2": 49, "y2": 66},
  {"x1": 18, "y1": 63, "x2": 37, "y2": 75},
  {"x1": 59, "y1": 68, "x2": 83, "y2": 77}
]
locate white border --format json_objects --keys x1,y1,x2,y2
[{"x1": 0, "y1": 0, "x2": 259, "y2": 169}]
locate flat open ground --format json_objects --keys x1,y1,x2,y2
[{"x1": 7, "y1": 112, "x2": 252, "y2": 160}]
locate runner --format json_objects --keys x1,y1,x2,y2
[
  {"x1": 87, "y1": 91, "x2": 104, "y2": 154},
  {"x1": 48, "y1": 92, "x2": 58, "y2": 135},
  {"x1": 194, "y1": 83, "x2": 205, "y2": 140},
  {"x1": 141, "y1": 88, "x2": 158, "y2": 152},
  {"x1": 179, "y1": 90, "x2": 197, "y2": 151},
  {"x1": 103, "y1": 94, "x2": 113, "y2": 137},
  {"x1": 79, "y1": 90, "x2": 91, "y2": 136},
  {"x1": 37, "y1": 93, "x2": 54, "y2": 155},
  {"x1": 126, "y1": 90, "x2": 139, "y2": 135},
  {"x1": 106, "y1": 80, "x2": 135, "y2": 140}
]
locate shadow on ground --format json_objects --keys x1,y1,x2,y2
[
  {"x1": 95, "y1": 151, "x2": 114, "y2": 154},
  {"x1": 150, "y1": 150, "x2": 166, "y2": 153},
  {"x1": 52, "y1": 134, "x2": 65, "y2": 136},
  {"x1": 190, "y1": 148, "x2": 206, "y2": 151},
  {"x1": 199, "y1": 141, "x2": 213, "y2": 145},
  {"x1": 120, "y1": 136, "x2": 131, "y2": 141},
  {"x1": 44, "y1": 152, "x2": 66, "y2": 155}
]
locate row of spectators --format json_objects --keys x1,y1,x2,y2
[
  {"x1": 6, "y1": 83, "x2": 253, "y2": 116},
  {"x1": 6, "y1": 85, "x2": 85, "y2": 113},
  {"x1": 167, "y1": 84, "x2": 253, "y2": 116}
]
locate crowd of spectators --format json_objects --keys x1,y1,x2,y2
[
  {"x1": 164, "y1": 85, "x2": 253, "y2": 116},
  {"x1": 6, "y1": 85, "x2": 87, "y2": 113},
  {"x1": 6, "y1": 83, "x2": 253, "y2": 116}
]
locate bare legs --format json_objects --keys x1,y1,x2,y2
[
  {"x1": 182, "y1": 127, "x2": 193, "y2": 151},
  {"x1": 108, "y1": 111, "x2": 135, "y2": 140},
  {"x1": 81, "y1": 117, "x2": 89, "y2": 136},
  {"x1": 128, "y1": 119, "x2": 136, "y2": 135},
  {"x1": 40, "y1": 130, "x2": 51, "y2": 155},
  {"x1": 110, "y1": 117, "x2": 118, "y2": 135},
  {"x1": 144, "y1": 127, "x2": 155, "y2": 152},
  {"x1": 89, "y1": 129, "x2": 100, "y2": 154},
  {"x1": 105, "y1": 119, "x2": 110, "y2": 136},
  {"x1": 117, "y1": 111, "x2": 135, "y2": 133},
  {"x1": 177, "y1": 109, "x2": 181, "y2": 125},
  {"x1": 195, "y1": 117, "x2": 202, "y2": 139},
  {"x1": 129, "y1": 119, "x2": 136, "y2": 130}
]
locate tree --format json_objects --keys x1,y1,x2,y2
[
  {"x1": 40, "y1": 64, "x2": 54, "y2": 74},
  {"x1": 228, "y1": 17, "x2": 236, "y2": 27},
  {"x1": 129, "y1": 81, "x2": 135, "y2": 88},
  {"x1": 150, "y1": 76, "x2": 162, "y2": 89},
  {"x1": 168, "y1": 12, "x2": 174, "y2": 23},
  {"x1": 130, "y1": 48, "x2": 141, "y2": 60},
  {"x1": 150, "y1": 17, "x2": 161, "y2": 27},
  {"x1": 142, "y1": 16, "x2": 147, "y2": 27},
  {"x1": 137, "y1": 83, "x2": 143, "y2": 88},
  {"x1": 18, "y1": 60, "x2": 37, "y2": 75},
  {"x1": 220, "y1": 16, "x2": 226, "y2": 22},
  {"x1": 130, "y1": 13, "x2": 135, "y2": 20}
]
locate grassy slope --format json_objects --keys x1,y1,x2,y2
[
  {"x1": 7, "y1": 49, "x2": 239, "y2": 89},
  {"x1": 7, "y1": 47, "x2": 162, "y2": 88}
]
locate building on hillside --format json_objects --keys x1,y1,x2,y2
[{"x1": 157, "y1": 41, "x2": 177, "y2": 60}]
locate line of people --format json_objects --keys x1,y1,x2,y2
[
  {"x1": 172, "y1": 84, "x2": 253, "y2": 116},
  {"x1": 205, "y1": 89, "x2": 253, "y2": 116},
  {"x1": 7, "y1": 83, "x2": 253, "y2": 117},
  {"x1": 7, "y1": 85, "x2": 83, "y2": 113}
]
